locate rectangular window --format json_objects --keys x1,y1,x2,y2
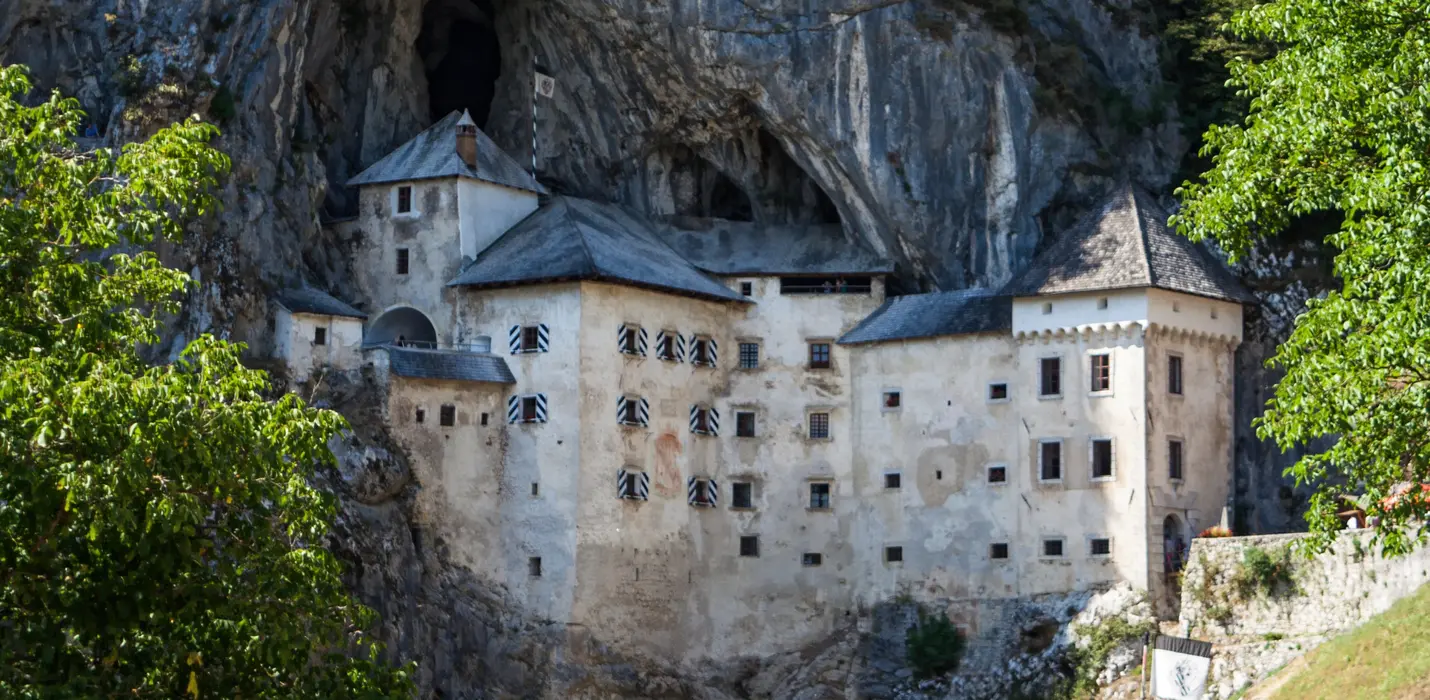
[
  {"x1": 1090, "y1": 353, "x2": 1111, "y2": 392},
  {"x1": 1091, "y1": 439, "x2": 1114, "y2": 480},
  {"x1": 1169, "y1": 354, "x2": 1184, "y2": 395},
  {"x1": 1040, "y1": 440, "x2": 1062, "y2": 481},
  {"x1": 1169, "y1": 439, "x2": 1185, "y2": 481},
  {"x1": 988, "y1": 465, "x2": 1007, "y2": 484},
  {"x1": 1091, "y1": 538, "x2": 1112, "y2": 556},
  {"x1": 884, "y1": 472, "x2": 902, "y2": 489},
  {"x1": 691, "y1": 406, "x2": 717, "y2": 435},
  {"x1": 988, "y1": 382, "x2": 1009, "y2": 401},
  {"x1": 691, "y1": 336, "x2": 715, "y2": 366},
  {"x1": 1039, "y1": 357, "x2": 1061, "y2": 396},
  {"x1": 808, "y1": 342, "x2": 832, "y2": 369},
  {"x1": 396, "y1": 248, "x2": 410, "y2": 275},
  {"x1": 739, "y1": 342, "x2": 760, "y2": 369},
  {"x1": 396, "y1": 185, "x2": 412, "y2": 213},
  {"x1": 414, "y1": 407, "x2": 425, "y2": 424},
  {"x1": 690, "y1": 478, "x2": 714, "y2": 507},
  {"x1": 530, "y1": 482, "x2": 539, "y2": 497},
  {"x1": 885, "y1": 546, "x2": 903, "y2": 563},
  {"x1": 480, "y1": 412, "x2": 488, "y2": 426},
  {"x1": 439, "y1": 404, "x2": 456, "y2": 427},
  {"x1": 808, "y1": 412, "x2": 830, "y2": 439},
  {"x1": 313, "y1": 327, "x2": 327, "y2": 346},
  {"x1": 1042, "y1": 538, "x2": 1064, "y2": 558},
  {"x1": 528, "y1": 556, "x2": 542, "y2": 577},
  {"x1": 619, "y1": 396, "x2": 644, "y2": 426},
  {"x1": 882, "y1": 390, "x2": 901, "y2": 410},
  {"x1": 1097, "y1": 296, "x2": 1109, "y2": 310},
  {"x1": 620, "y1": 324, "x2": 642, "y2": 355},
  {"x1": 802, "y1": 552, "x2": 823, "y2": 567},
  {"x1": 656, "y1": 331, "x2": 676, "y2": 361},
  {"x1": 990, "y1": 543, "x2": 1010, "y2": 560},
  {"x1": 740, "y1": 281, "x2": 754, "y2": 297},
  {"x1": 809, "y1": 482, "x2": 831, "y2": 509},
  {"x1": 739, "y1": 536, "x2": 759, "y2": 557},
  {"x1": 617, "y1": 469, "x2": 648, "y2": 500},
  {"x1": 736, "y1": 411, "x2": 756, "y2": 438},
  {"x1": 521, "y1": 396, "x2": 539, "y2": 422},
  {"x1": 521, "y1": 326, "x2": 540, "y2": 352},
  {"x1": 731, "y1": 482, "x2": 754, "y2": 509}
]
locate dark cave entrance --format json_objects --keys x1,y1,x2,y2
[{"x1": 418, "y1": 0, "x2": 502, "y2": 127}]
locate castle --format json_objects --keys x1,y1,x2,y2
[{"x1": 278, "y1": 110, "x2": 1248, "y2": 662}]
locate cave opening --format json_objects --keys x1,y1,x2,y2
[
  {"x1": 707, "y1": 172, "x2": 755, "y2": 222},
  {"x1": 418, "y1": 0, "x2": 502, "y2": 128}
]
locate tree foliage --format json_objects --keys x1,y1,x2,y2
[
  {"x1": 905, "y1": 611, "x2": 966, "y2": 679},
  {"x1": 1172, "y1": 2, "x2": 1430, "y2": 554},
  {"x1": 0, "y1": 64, "x2": 411, "y2": 697}
]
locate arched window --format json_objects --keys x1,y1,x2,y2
[{"x1": 367, "y1": 307, "x2": 438, "y2": 348}]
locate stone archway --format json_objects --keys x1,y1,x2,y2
[
  {"x1": 1163, "y1": 513, "x2": 1189, "y2": 574},
  {"x1": 367, "y1": 306, "x2": 438, "y2": 347}
]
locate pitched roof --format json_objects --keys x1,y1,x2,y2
[
  {"x1": 274, "y1": 287, "x2": 367, "y2": 319},
  {"x1": 1003, "y1": 182, "x2": 1251, "y2": 303},
  {"x1": 383, "y1": 346, "x2": 516, "y2": 384},
  {"x1": 446, "y1": 197, "x2": 747, "y2": 303},
  {"x1": 346, "y1": 110, "x2": 545, "y2": 194},
  {"x1": 658, "y1": 218, "x2": 893, "y2": 276},
  {"x1": 838, "y1": 289, "x2": 1010, "y2": 345}
]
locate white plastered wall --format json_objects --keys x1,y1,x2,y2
[
  {"x1": 272, "y1": 308, "x2": 364, "y2": 383},
  {"x1": 456, "y1": 178, "x2": 539, "y2": 260}
]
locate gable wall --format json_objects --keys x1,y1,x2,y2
[
  {"x1": 456, "y1": 178, "x2": 539, "y2": 260},
  {"x1": 351, "y1": 180, "x2": 465, "y2": 342}
]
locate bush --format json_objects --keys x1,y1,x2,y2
[
  {"x1": 1199, "y1": 525, "x2": 1234, "y2": 538},
  {"x1": 1065, "y1": 616, "x2": 1157, "y2": 698},
  {"x1": 906, "y1": 612, "x2": 966, "y2": 679},
  {"x1": 1234, "y1": 545, "x2": 1297, "y2": 598}
]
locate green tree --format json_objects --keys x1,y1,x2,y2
[
  {"x1": 1172, "y1": 2, "x2": 1430, "y2": 554},
  {"x1": 0, "y1": 65, "x2": 411, "y2": 697}
]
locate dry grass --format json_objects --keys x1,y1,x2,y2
[{"x1": 1259, "y1": 583, "x2": 1430, "y2": 699}]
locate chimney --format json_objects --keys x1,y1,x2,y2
[{"x1": 456, "y1": 110, "x2": 477, "y2": 169}]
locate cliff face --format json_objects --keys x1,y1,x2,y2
[{"x1": 0, "y1": 0, "x2": 1309, "y2": 695}]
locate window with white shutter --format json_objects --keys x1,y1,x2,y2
[
  {"x1": 655, "y1": 330, "x2": 679, "y2": 362},
  {"x1": 616, "y1": 395, "x2": 650, "y2": 427},
  {"x1": 689, "y1": 405, "x2": 719, "y2": 436},
  {"x1": 617, "y1": 469, "x2": 650, "y2": 500},
  {"x1": 690, "y1": 335, "x2": 717, "y2": 367},
  {"x1": 509, "y1": 324, "x2": 549, "y2": 354},
  {"x1": 687, "y1": 477, "x2": 718, "y2": 507},
  {"x1": 507, "y1": 394, "x2": 548, "y2": 424},
  {"x1": 617, "y1": 324, "x2": 648, "y2": 356}
]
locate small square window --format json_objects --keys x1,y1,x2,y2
[
  {"x1": 618, "y1": 469, "x2": 646, "y2": 500},
  {"x1": 988, "y1": 383, "x2": 1009, "y2": 401},
  {"x1": 530, "y1": 482, "x2": 540, "y2": 497},
  {"x1": 882, "y1": 391, "x2": 901, "y2": 410},
  {"x1": 1172, "y1": 301, "x2": 1182, "y2": 313},
  {"x1": 808, "y1": 412, "x2": 830, "y2": 440},
  {"x1": 1090, "y1": 353, "x2": 1111, "y2": 393},
  {"x1": 808, "y1": 342, "x2": 831, "y2": 369},
  {"x1": 1169, "y1": 439, "x2": 1185, "y2": 481},
  {"x1": 1091, "y1": 538, "x2": 1112, "y2": 556},
  {"x1": 739, "y1": 342, "x2": 760, "y2": 369},
  {"x1": 1039, "y1": 357, "x2": 1061, "y2": 397},
  {"x1": 885, "y1": 546, "x2": 903, "y2": 563},
  {"x1": 732, "y1": 482, "x2": 754, "y2": 509},
  {"x1": 396, "y1": 185, "x2": 412, "y2": 213},
  {"x1": 528, "y1": 556, "x2": 542, "y2": 577},
  {"x1": 439, "y1": 404, "x2": 456, "y2": 427},
  {"x1": 740, "y1": 281, "x2": 754, "y2": 297},
  {"x1": 809, "y1": 482, "x2": 831, "y2": 509},
  {"x1": 739, "y1": 536, "x2": 759, "y2": 557},
  {"x1": 988, "y1": 465, "x2": 1007, "y2": 484},
  {"x1": 1091, "y1": 439, "x2": 1114, "y2": 480},
  {"x1": 884, "y1": 472, "x2": 901, "y2": 489},
  {"x1": 1042, "y1": 302, "x2": 1053, "y2": 314},
  {"x1": 990, "y1": 542, "x2": 1009, "y2": 560},
  {"x1": 619, "y1": 396, "x2": 644, "y2": 425},
  {"x1": 313, "y1": 327, "x2": 327, "y2": 346},
  {"x1": 802, "y1": 552, "x2": 823, "y2": 567},
  {"x1": 521, "y1": 326, "x2": 541, "y2": 352},
  {"x1": 1097, "y1": 297, "x2": 1109, "y2": 310},
  {"x1": 1168, "y1": 354, "x2": 1184, "y2": 395},
  {"x1": 414, "y1": 407, "x2": 425, "y2": 424},
  {"x1": 396, "y1": 248, "x2": 410, "y2": 275},
  {"x1": 1042, "y1": 539, "x2": 1064, "y2": 558},
  {"x1": 692, "y1": 407, "x2": 716, "y2": 435},
  {"x1": 736, "y1": 411, "x2": 756, "y2": 438},
  {"x1": 1211, "y1": 306, "x2": 1219, "y2": 319},
  {"x1": 1040, "y1": 441, "x2": 1062, "y2": 481}
]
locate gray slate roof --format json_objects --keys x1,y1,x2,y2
[
  {"x1": 447, "y1": 197, "x2": 747, "y2": 303},
  {"x1": 658, "y1": 218, "x2": 893, "y2": 276},
  {"x1": 838, "y1": 288, "x2": 1010, "y2": 345},
  {"x1": 384, "y1": 346, "x2": 516, "y2": 384},
  {"x1": 275, "y1": 287, "x2": 367, "y2": 319},
  {"x1": 1003, "y1": 183, "x2": 1251, "y2": 303},
  {"x1": 346, "y1": 110, "x2": 545, "y2": 194}
]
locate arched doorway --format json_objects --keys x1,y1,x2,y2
[
  {"x1": 367, "y1": 307, "x2": 438, "y2": 348},
  {"x1": 1163, "y1": 514, "x2": 1188, "y2": 574}
]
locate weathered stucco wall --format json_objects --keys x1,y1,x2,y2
[
  {"x1": 1179, "y1": 532, "x2": 1430, "y2": 699},
  {"x1": 456, "y1": 179, "x2": 538, "y2": 261},
  {"x1": 350, "y1": 179, "x2": 464, "y2": 340},
  {"x1": 273, "y1": 309, "x2": 364, "y2": 382}
]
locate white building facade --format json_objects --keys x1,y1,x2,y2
[{"x1": 278, "y1": 115, "x2": 1248, "y2": 663}]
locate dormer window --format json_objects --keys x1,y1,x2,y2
[{"x1": 396, "y1": 185, "x2": 412, "y2": 214}]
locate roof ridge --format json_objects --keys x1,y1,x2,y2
[
  {"x1": 1125, "y1": 183, "x2": 1156, "y2": 288},
  {"x1": 564, "y1": 199, "x2": 601, "y2": 277}
]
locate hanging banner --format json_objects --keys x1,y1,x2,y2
[
  {"x1": 1151, "y1": 635, "x2": 1213, "y2": 700},
  {"x1": 534, "y1": 71, "x2": 556, "y2": 99}
]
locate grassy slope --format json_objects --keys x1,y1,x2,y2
[{"x1": 1262, "y1": 583, "x2": 1430, "y2": 699}]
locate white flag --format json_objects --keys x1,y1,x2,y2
[
  {"x1": 1151, "y1": 635, "x2": 1213, "y2": 700},
  {"x1": 534, "y1": 72, "x2": 555, "y2": 99}
]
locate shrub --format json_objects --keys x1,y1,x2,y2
[
  {"x1": 906, "y1": 612, "x2": 966, "y2": 679},
  {"x1": 1199, "y1": 525, "x2": 1234, "y2": 538},
  {"x1": 1234, "y1": 545, "x2": 1297, "y2": 598},
  {"x1": 1066, "y1": 616, "x2": 1157, "y2": 698},
  {"x1": 115, "y1": 55, "x2": 146, "y2": 98}
]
